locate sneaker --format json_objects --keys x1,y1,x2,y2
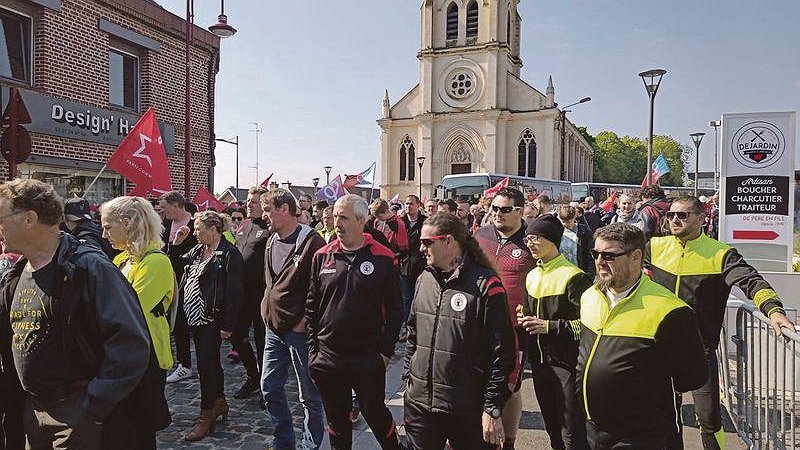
[
  {"x1": 233, "y1": 377, "x2": 260, "y2": 399},
  {"x1": 349, "y1": 397, "x2": 360, "y2": 423},
  {"x1": 166, "y1": 364, "x2": 193, "y2": 383}
]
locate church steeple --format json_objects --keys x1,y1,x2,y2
[
  {"x1": 546, "y1": 75, "x2": 555, "y2": 108},
  {"x1": 382, "y1": 89, "x2": 391, "y2": 119}
]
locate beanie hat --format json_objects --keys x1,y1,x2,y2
[{"x1": 525, "y1": 214, "x2": 564, "y2": 245}]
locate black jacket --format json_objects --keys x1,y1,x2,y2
[
  {"x1": 645, "y1": 233, "x2": 785, "y2": 348},
  {"x1": 306, "y1": 234, "x2": 402, "y2": 366},
  {"x1": 0, "y1": 233, "x2": 150, "y2": 422},
  {"x1": 235, "y1": 218, "x2": 271, "y2": 298},
  {"x1": 404, "y1": 256, "x2": 515, "y2": 417},
  {"x1": 178, "y1": 238, "x2": 244, "y2": 332},
  {"x1": 577, "y1": 275, "x2": 707, "y2": 438},
  {"x1": 525, "y1": 254, "x2": 592, "y2": 368},
  {"x1": 71, "y1": 220, "x2": 117, "y2": 259},
  {"x1": 400, "y1": 212, "x2": 427, "y2": 278}
]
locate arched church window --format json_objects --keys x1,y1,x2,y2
[
  {"x1": 400, "y1": 135, "x2": 415, "y2": 181},
  {"x1": 518, "y1": 129, "x2": 537, "y2": 177},
  {"x1": 446, "y1": 2, "x2": 459, "y2": 41},
  {"x1": 466, "y1": 1, "x2": 479, "y2": 39}
]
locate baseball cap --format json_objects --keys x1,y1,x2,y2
[{"x1": 64, "y1": 197, "x2": 92, "y2": 221}]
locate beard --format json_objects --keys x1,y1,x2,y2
[{"x1": 596, "y1": 277, "x2": 611, "y2": 292}]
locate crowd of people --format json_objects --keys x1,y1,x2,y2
[{"x1": 0, "y1": 177, "x2": 791, "y2": 450}]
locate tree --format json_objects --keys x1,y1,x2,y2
[{"x1": 578, "y1": 127, "x2": 690, "y2": 186}]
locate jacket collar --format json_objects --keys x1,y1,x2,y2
[{"x1": 537, "y1": 253, "x2": 566, "y2": 270}]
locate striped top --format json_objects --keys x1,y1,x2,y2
[{"x1": 183, "y1": 256, "x2": 214, "y2": 326}]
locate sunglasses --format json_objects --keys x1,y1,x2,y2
[
  {"x1": 491, "y1": 205, "x2": 518, "y2": 214},
  {"x1": 420, "y1": 234, "x2": 449, "y2": 247},
  {"x1": 232, "y1": 217, "x2": 244, "y2": 222},
  {"x1": 590, "y1": 248, "x2": 634, "y2": 262},
  {"x1": 665, "y1": 211, "x2": 695, "y2": 221}
]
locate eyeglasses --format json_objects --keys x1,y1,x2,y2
[
  {"x1": 590, "y1": 248, "x2": 634, "y2": 262},
  {"x1": 232, "y1": 217, "x2": 244, "y2": 222},
  {"x1": 524, "y1": 235, "x2": 542, "y2": 244},
  {"x1": 420, "y1": 234, "x2": 449, "y2": 247},
  {"x1": 0, "y1": 210, "x2": 23, "y2": 224},
  {"x1": 491, "y1": 205, "x2": 518, "y2": 214},
  {"x1": 665, "y1": 211, "x2": 695, "y2": 221}
]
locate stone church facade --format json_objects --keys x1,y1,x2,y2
[{"x1": 378, "y1": 0, "x2": 593, "y2": 199}]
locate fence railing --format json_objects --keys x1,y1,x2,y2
[{"x1": 720, "y1": 303, "x2": 800, "y2": 449}]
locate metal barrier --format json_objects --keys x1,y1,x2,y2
[{"x1": 720, "y1": 303, "x2": 800, "y2": 449}]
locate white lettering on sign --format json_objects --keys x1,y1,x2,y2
[{"x1": 51, "y1": 104, "x2": 111, "y2": 135}]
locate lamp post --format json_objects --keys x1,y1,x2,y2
[
  {"x1": 312, "y1": 177, "x2": 320, "y2": 195},
  {"x1": 709, "y1": 120, "x2": 721, "y2": 190},
  {"x1": 690, "y1": 132, "x2": 705, "y2": 197},
  {"x1": 184, "y1": 0, "x2": 236, "y2": 196},
  {"x1": 416, "y1": 156, "x2": 426, "y2": 198},
  {"x1": 214, "y1": 135, "x2": 239, "y2": 193},
  {"x1": 324, "y1": 166, "x2": 332, "y2": 185},
  {"x1": 249, "y1": 122, "x2": 262, "y2": 183},
  {"x1": 638, "y1": 69, "x2": 667, "y2": 186},
  {"x1": 558, "y1": 97, "x2": 591, "y2": 180}
]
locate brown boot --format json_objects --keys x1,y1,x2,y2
[
  {"x1": 212, "y1": 396, "x2": 229, "y2": 421},
  {"x1": 184, "y1": 409, "x2": 216, "y2": 442}
]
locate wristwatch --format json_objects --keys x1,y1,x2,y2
[{"x1": 485, "y1": 406, "x2": 501, "y2": 419}]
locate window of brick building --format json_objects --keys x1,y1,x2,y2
[
  {"x1": 0, "y1": 7, "x2": 32, "y2": 84},
  {"x1": 109, "y1": 48, "x2": 139, "y2": 110}
]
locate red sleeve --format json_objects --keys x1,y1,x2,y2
[{"x1": 396, "y1": 218, "x2": 409, "y2": 252}]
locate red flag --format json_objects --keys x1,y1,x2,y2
[
  {"x1": 343, "y1": 163, "x2": 375, "y2": 189},
  {"x1": 127, "y1": 184, "x2": 149, "y2": 197},
  {"x1": 193, "y1": 186, "x2": 225, "y2": 212},
  {"x1": 483, "y1": 177, "x2": 509, "y2": 198},
  {"x1": 260, "y1": 173, "x2": 274, "y2": 188},
  {"x1": 107, "y1": 107, "x2": 172, "y2": 196},
  {"x1": 599, "y1": 191, "x2": 619, "y2": 212}
]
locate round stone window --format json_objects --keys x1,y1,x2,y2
[{"x1": 448, "y1": 70, "x2": 475, "y2": 99}]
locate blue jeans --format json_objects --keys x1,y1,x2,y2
[
  {"x1": 261, "y1": 328, "x2": 324, "y2": 450},
  {"x1": 400, "y1": 275, "x2": 416, "y2": 324}
]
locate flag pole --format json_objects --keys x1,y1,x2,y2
[
  {"x1": 83, "y1": 164, "x2": 108, "y2": 198},
  {"x1": 369, "y1": 162, "x2": 376, "y2": 202}
]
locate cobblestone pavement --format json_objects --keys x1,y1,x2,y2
[{"x1": 156, "y1": 339, "x2": 745, "y2": 449}]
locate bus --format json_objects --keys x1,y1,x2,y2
[
  {"x1": 571, "y1": 182, "x2": 716, "y2": 203},
  {"x1": 438, "y1": 173, "x2": 573, "y2": 204}
]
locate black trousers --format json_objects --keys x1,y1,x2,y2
[
  {"x1": 192, "y1": 323, "x2": 225, "y2": 409},
  {"x1": 231, "y1": 292, "x2": 266, "y2": 380},
  {"x1": 403, "y1": 400, "x2": 496, "y2": 450},
  {"x1": 173, "y1": 298, "x2": 192, "y2": 368},
  {"x1": 667, "y1": 347, "x2": 722, "y2": 450},
  {"x1": 586, "y1": 421, "x2": 668, "y2": 450},
  {"x1": 309, "y1": 354, "x2": 401, "y2": 450},
  {"x1": 1, "y1": 408, "x2": 24, "y2": 450},
  {"x1": 530, "y1": 359, "x2": 588, "y2": 450}
]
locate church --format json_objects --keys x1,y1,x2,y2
[{"x1": 378, "y1": 0, "x2": 593, "y2": 199}]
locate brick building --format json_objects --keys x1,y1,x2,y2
[{"x1": 0, "y1": 0, "x2": 220, "y2": 204}]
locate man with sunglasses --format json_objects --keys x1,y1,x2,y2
[
  {"x1": 517, "y1": 214, "x2": 592, "y2": 450},
  {"x1": 645, "y1": 196, "x2": 794, "y2": 450},
  {"x1": 578, "y1": 223, "x2": 707, "y2": 449},
  {"x1": 474, "y1": 188, "x2": 535, "y2": 450},
  {"x1": 405, "y1": 213, "x2": 514, "y2": 450}
]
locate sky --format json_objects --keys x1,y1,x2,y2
[{"x1": 156, "y1": 0, "x2": 800, "y2": 194}]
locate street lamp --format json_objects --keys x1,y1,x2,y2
[
  {"x1": 184, "y1": 0, "x2": 236, "y2": 196},
  {"x1": 312, "y1": 177, "x2": 320, "y2": 195},
  {"x1": 690, "y1": 132, "x2": 705, "y2": 197},
  {"x1": 249, "y1": 122, "x2": 262, "y2": 183},
  {"x1": 709, "y1": 120, "x2": 721, "y2": 190},
  {"x1": 324, "y1": 166, "x2": 332, "y2": 185},
  {"x1": 638, "y1": 69, "x2": 667, "y2": 186},
  {"x1": 214, "y1": 135, "x2": 239, "y2": 194},
  {"x1": 416, "y1": 156, "x2": 426, "y2": 198},
  {"x1": 558, "y1": 96, "x2": 591, "y2": 180}
]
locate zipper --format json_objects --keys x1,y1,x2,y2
[
  {"x1": 536, "y1": 296, "x2": 544, "y2": 363},
  {"x1": 427, "y1": 284, "x2": 445, "y2": 409},
  {"x1": 582, "y1": 327, "x2": 602, "y2": 420}
]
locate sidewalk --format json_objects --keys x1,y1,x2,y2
[{"x1": 156, "y1": 340, "x2": 745, "y2": 449}]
